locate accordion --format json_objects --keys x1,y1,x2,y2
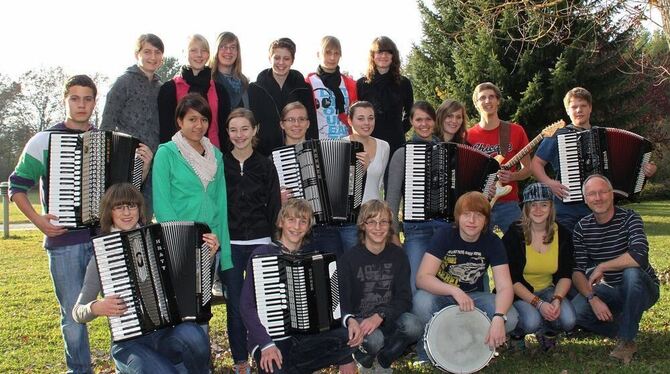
[
  {"x1": 271, "y1": 139, "x2": 365, "y2": 224},
  {"x1": 404, "y1": 142, "x2": 499, "y2": 222},
  {"x1": 557, "y1": 127, "x2": 653, "y2": 203},
  {"x1": 252, "y1": 251, "x2": 341, "y2": 338},
  {"x1": 47, "y1": 131, "x2": 143, "y2": 228},
  {"x1": 92, "y1": 221, "x2": 212, "y2": 343}
]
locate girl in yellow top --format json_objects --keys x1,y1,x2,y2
[{"x1": 502, "y1": 183, "x2": 576, "y2": 351}]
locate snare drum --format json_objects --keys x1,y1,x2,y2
[{"x1": 424, "y1": 305, "x2": 493, "y2": 373}]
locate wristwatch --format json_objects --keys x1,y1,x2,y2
[
  {"x1": 492, "y1": 313, "x2": 507, "y2": 322},
  {"x1": 586, "y1": 292, "x2": 596, "y2": 302}
]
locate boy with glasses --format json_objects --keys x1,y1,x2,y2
[{"x1": 338, "y1": 200, "x2": 422, "y2": 372}]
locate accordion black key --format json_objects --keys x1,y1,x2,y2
[
  {"x1": 92, "y1": 221, "x2": 212, "y2": 343},
  {"x1": 252, "y1": 251, "x2": 341, "y2": 338},
  {"x1": 271, "y1": 139, "x2": 365, "y2": 224},
  {"x1": 557, "y1": 127, "x2": 653, "y2": 203},
  {"x1": 48, "y1": 131, "x2": 143, "y2": 228},
  {"x1": 404, "y1": 142, "x2": 500, "y2": 221}
]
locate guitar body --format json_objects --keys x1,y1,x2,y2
[{"x1": 490, "y1": 120, "x2": 566, "y2": 207}]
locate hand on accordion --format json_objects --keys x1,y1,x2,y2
[
  {"x1": 546, "y1": 179, "x2": 569, "y2": 199},
  {"x1": 355, "y1": 151, "x2": 370, "y2": 172},
  {"x1": 643, "y1": 161, "x2": 657, "y2": 178},
  {"x1": 91, "y1": 294, "x2": 128, "y2": 317},
  {"x1": 202, "y1": 233, "x2": 220, "y2": 256},
  {"x1": 37, "y1": 214, "x2": 68, "y2": 238},
  {"x1": 135, "y1": 143, "x2": 154, "y2": 182},
  {"x1": 279, "y1": 186, "x2": 292, "y2": 204}
]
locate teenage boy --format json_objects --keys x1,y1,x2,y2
[
  {"x1": 338, "y1": 200, "x2": 423, "y2": 372},
  {"x1": 240, "y1": 199, "x2": 362, "y2": 374},
  {"x1": 9, "y1": 75, "x2": 151, "y2": 373}
]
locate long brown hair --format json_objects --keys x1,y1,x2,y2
[
  {"x1": 209, "y1": 32, "x2": 249, "y2": 89},
  {"x1": 99, "y1": 183, "x2": 145, "y2": 234},
  {"x1": 520, "y1": 201, "x2": 556, "y2": 244},
  {"x1": 435, "y1": 99, "x2": 468, "y2": 143},
  {"x1": 364, "y1": 36, "x2": 401, "y2": 83}
]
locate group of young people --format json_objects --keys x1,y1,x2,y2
[{"x1": 8, "y1": 29, "x2": 660, "y2": 374}]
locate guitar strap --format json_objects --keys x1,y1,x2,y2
[{"x1": 498, "y1": 120, "x2": 511, "y2": 158}]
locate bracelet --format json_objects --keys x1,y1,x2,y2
[
  {"x1": 551, "y1": 294, "x2": 564, "y2": 303},
  {"x1": 536, "y1": 300, "x2": 545, "y2": 310},
  {"x1": 530, "y1": 296, "x2": 541, "y2": 307}
]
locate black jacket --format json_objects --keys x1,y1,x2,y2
[
  {"x1": 248, "y1": 69, "x2": 318, "y2": 156},
  {"x1": 356, "y1": 73, "x2": 413, "y2": 156},
  {"x1": 502, "y1": 222, "x2": 575, "y2": 297},
  {"x1": 224, "y1": 151, "x2": 281, "y2": 240},
  {"x1": 158, "y1": 66, "x2": 232, "y2": 149}
]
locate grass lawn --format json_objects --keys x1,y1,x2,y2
[
  {"x1": 1, "y1": 190, "x2": 40, "y2": 225},
  {"x1": 1, "y1": 201, "x2": 669, "y2": 373}
]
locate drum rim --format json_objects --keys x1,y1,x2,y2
[{"x1": 423, "y1": 305, "x2": 494, "y2": 374}]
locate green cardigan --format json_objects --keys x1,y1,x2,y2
[{"x1": 152, "y1": 141, "x2": 232, "y2": 270}]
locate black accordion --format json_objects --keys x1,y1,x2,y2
[
  {"x1": 404, "y1": 142, "x2": 499, "y2": 221},
  {"x1": 47, "y1": 131, "x2": 143, "y2": 228},
  {"x1": 271, "y1": 139, "x2": 365, "y2": 224},
  {"x1": 557, "y1": 127, "x2": 653, "y2": 203},
  {"x1": 92, "y1": 222, "x2": 212, "y2": 343},
  {"x1": 252, "y1": 251, "x2": 341, "y2": 338}
]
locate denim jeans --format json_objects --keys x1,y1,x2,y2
[
  {"x1": 512, "y1": 286, "x2": 576, "y2": 336},
  {"x1": 305, "y1": 225, "x2": 349, "y2": 257},
  {"x1": 220, "y1": 244, "x2": 261, "y2": 363},
  {"x1": 403, "y1": 220, "x2": 450, "y2": 293},
  {"x1": 46, "y1": 242, "x2": 94, "y2": 373},
  {"x1": 490, "y1": 201, "x2": 521, "y2": 234},
  {"x1": 111, "y1": 322, "x2": 210, "y2": 373},
  {"x1": 338, "y1": 223, "x2": 359, "y2": 253},
  {"x1": 356, "y1": 312, "x2": 424, "y2": 366},
  {"x1": 412, "y1": 290, "x2": 519, "y2": 361},
  {"x1": 572, "y1": 268, "x2": 659, "y2": 341},
  {"x1": 253, "y1": 328, "x2": 356, "y2": 374}
]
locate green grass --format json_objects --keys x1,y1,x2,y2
[
  {"x1": 1, "y1": 201, "x2": 669, "y2": 373},
  {"x1": 1, "y1": 190, "x2": 40, "y2": 225}
]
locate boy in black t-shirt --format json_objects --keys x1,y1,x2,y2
[
  {"x1": 412, "y1": 192, "x2": 519, "y2": 361},
  {"x1": 339, "y1": 200, "x2": 423, "y2": 372}
]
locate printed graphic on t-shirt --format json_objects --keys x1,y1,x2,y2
[
  {"x1": 356, "y1": 262, "x2": 393, "y2": 314},
  {"x1": 471, "y1": 143, "x2": 512, "y2": 158},
  {"x1": 436, "y1": 249, "x2": 487, "y2": 293}
]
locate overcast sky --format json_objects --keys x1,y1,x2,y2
[{"x1": 0, "y1": 0, "x2": 423, "y2": 82}]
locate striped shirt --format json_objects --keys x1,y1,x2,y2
[{"x1": 573, "y1": 207, "x2": 658, "y2": 286}]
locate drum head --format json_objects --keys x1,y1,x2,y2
[{"x1": 424, "y1": 305, "x2": 493, "y2": 373}]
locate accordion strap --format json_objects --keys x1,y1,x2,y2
[{"x1": 498, "y1": 120, "x2": 511, "y2": 158}]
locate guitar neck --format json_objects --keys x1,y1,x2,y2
[{"x1": 501, "y1": 133, "x2": 544, "y2": 170}]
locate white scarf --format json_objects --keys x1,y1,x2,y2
[{"x1": 172, "y1": 131, "x2": 218, "y2": 189}]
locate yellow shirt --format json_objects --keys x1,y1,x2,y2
[{"x1": 523, "y1": 230, "x2": 559, "y2": 291}]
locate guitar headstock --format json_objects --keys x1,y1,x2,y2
[{"x1": 541, "y1": 120, "x2": 566, "y2": 137}]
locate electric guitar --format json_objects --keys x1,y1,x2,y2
[{"x1": 489, "y1": 120, "x2": 566, "y2": 207}]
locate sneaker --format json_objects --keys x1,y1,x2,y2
[
  {"x1": 536, "y1": 333, "x2": 557, "y2": 352},
  {"x1": 212, "y1": 278, "x2": 224, "y2": 298},
  {"x1": 609, "y1": 340, "x2": 637, "y2": 364}
]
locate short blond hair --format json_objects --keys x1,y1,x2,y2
[
  {"x1": 356, "y1": 200, "x2": 394, "y2": 244},
  {"x1": 275, "y1": 199, "x2": 314, "y2": 240}
]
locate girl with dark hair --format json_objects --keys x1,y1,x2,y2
[
  {"x1": 385, "y1": 101, "x2": 443, "y2": 293},
  {"x1": 356, "y1": 36, "x2": 413, "y2": 158},
  {"x1": 210, "y1": 32, "x2": 249, "y2": 109},
  {"x1": 153, "y1": 93, "x2": 232, "y2": 299},
  {"x1": 249, "y1": 38, "x2": 318, "y2": 155},
  {"x1": 221, "y1": 108, "x2": 281, "y2": 374},
  {"x1": 158, "y1": 34, "x2": 232, "y2": 149},
  {"x1": 73, "y1": 183, "x2": 218, "y2": 373}
]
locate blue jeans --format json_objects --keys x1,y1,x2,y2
[
  {"x1": 46, "y1": 242, "x2": 94, "y2": 373},
  {"x1": 572, "y1": 268, "x2": 659, "y2": 341},
  {"x1": 111, "y1": 322, "x2": 210, "y2": 373},
  {"x1": 338, "y1": 223, "x2": 359, "y2": 253},
  {"x1": 220, "y1": 244, "x2": 261, "y2": 363},
  {"x1": 356, "y1": 313, "x2": 424, "y2": 367},
  {"x1": 490, "y1": 201, "x2": 521, "y2": 234},
  {"x1": 253, "y1": 328, "x2": 356, "y2": 374},
  {"x1": 412, "y1": 290, "x2": 519, "y2": 361},
  {"x1": 512, "y1": 286, "x2": 576, "y2": 336},
  {"x1": 403, "y1": 220, "x2": 450, "y2": 293},
  {"x1": 305, "y1": 225, "x2": 350, "y2": 257}
]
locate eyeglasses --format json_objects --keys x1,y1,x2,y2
[
  {"x1": 219, "y1": 44, "x2": 238, "y2": 52},
  {"x1": 112, "y1": 203, "x2": 139, "y2": 212},
  {"x1": 364, "y1": 220, "x2": 391, "y2": 228},
  {"x1": 282, "y1": 117, "x2": 308, "y2": 124},
  {"x1": 584, "y1": 190, "x2": 612, "y2": 198}
]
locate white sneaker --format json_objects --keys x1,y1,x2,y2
[{"x1": 212, "y1": 278, "x2": 223, "y2": 297}]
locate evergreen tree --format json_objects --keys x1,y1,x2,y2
[{"x1": 407, "y1": 0, "x2": 649, "y2": 139}]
